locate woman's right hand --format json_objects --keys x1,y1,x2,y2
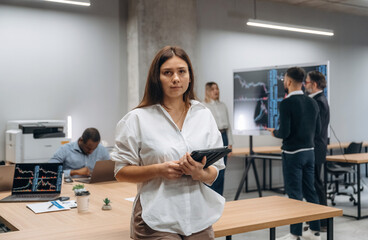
[{"x1": 159, "y1": 161, "x2": 183, "y2": 180}]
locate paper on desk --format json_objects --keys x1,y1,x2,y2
[
  {"x1": 62, "y1": 200, "x2": 77, "y2": 208},
  {"x1": 27, "y1": 200, "x2": 71, "y2": 214}
]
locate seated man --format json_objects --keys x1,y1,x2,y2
[{"x1": 49, "y1": 128, "x2": 110, "y2": 178}]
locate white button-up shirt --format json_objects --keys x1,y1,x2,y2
[
  {"x1": 202, "y1": 100, "x2": 234, "y2": 145},
  {"x1": 308, "y1": 90, "x2": 323, "y2": 98},
  {"x1": 111, "y1": 100, "x2": 225, "y2": 236}
]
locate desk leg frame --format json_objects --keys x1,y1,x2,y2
[
  {"x1": 226, "y1": 219, "x2": 333, "y2": 240},
  {"x1": 342, "y1": 163, "x2": 368, "y2": 220},
  {"x1": 357, "y1": 164, "x2": 361, "y2": 219},
  {"x1": 270, "y1": 228, "x2": 275, "y2": 240},
  {"x1": 327, "y1": 218, "x2": 333, "y2": 240},
  {"x1": 263, "y1": 159, "x2": 266, "y2": 190},
  {"x1": 234, "y1": 157, "x2": 252, "y2": 200},
  {"x1": 234, "y1": 157, "x2": 262, "y2": 200},
  {"x1": 252, "y1": 158, "x2": 262, "y2": 198}
]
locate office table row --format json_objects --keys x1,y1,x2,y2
[
  {"x1": 0, "y1": 181, "x2": 342, "y2": 240},
  {"x1": 231, "y1": 142, "x2": 368, "y2": 156},
  {"x1": 326, "y1": 153, "x2": 368, "y2": 220},
  {"x1": 231, "y1": 142, "x2": 368, "y2": 219}
]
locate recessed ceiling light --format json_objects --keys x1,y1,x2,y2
[
  {"x1": 44, "y1": 0, "x2": 91, "y2": 7},
  {"x1": 246, "y1": 19, "x2": 334, "y2": 36}
]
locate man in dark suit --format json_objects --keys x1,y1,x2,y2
[
  {"x1": 268, "y1": 67, "x2": 321, "y2": 240},
  {"x1": 305, "y1": 71, "x2": 330, "y2": 231}
]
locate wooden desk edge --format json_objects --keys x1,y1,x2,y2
[
  {"x1": 326, "y1": 153, "x2": 368, "y2": 163},
  {"x1": 214, "y1": 209, "x2": 343, "y2": 237},
  {"x1": 214, "y1": 196, "x2": 343, "y2": 238}
]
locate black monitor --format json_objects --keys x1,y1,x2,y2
[
  {"x1": 12, "y1": 163, "x2": 63, "y2": 194},
  {"x1": 233, "y1": 62, "x2": 329, "y2": 135}
]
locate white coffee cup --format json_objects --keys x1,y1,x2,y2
[{"x1": 77, "y1": 195, "x2": 89, "y2": 213}]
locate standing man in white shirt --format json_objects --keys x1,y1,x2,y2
[
  {"x1": 111, "y1": 46, "x2": 225, "y2": 239},
  {"x1": 203, "y1": 82, "x2": 233, "y2": 195}
]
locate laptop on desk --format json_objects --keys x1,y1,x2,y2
[
  {"x1": 0, "y1": 165, "x2": 15, "y2": 192},
  {"x1": 0, "y1": 163, "x2": 63, "y2": 202},
  {"x1": 75, "y1": 160, "x2": 116, "y2": 184}
]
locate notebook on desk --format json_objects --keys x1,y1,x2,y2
[
  {"x1": 0, "y1": 163, "x2": 63, "y2": 202},
  {"x1": 0, "y1": 165, "x2": 15, "y2": 192},
  {"x1": 75, "y1": 160, "x2": 116, "y2": 184}
]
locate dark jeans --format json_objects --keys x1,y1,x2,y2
[
  {"x1": 210, "y1": 131, "x2": 228, "y2": 195},
  {"x1": 282, "y1": 150, "x2": 321, "y2": 236}
]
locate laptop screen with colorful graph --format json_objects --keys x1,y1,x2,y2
[{"x1": 11, "y1": 163, "x2": 63, "y2": 195}]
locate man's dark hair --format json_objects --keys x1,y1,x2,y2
[
  {"x1": 286, "y1": 67, "x2": 305, "y2": 83},
  {"x1": 307, "y1": 70, "x2": 327, "y2": 90},
  {"x1": 81, "y1": 128, "x2": 101, "y2": 143}
]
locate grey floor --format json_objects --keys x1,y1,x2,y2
[{"x1": 216, "y1": 177, "x2": 368, "y2": 240}]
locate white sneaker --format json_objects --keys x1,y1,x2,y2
[
  {"x1": 276, "y1": 233, "x2": 301, "y2": 240},
  {"x1": 302, "y1": 228, "x2": 321, "y2": 240}
]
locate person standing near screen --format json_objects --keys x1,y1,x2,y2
[
  {"x1": 305, "y1": 70, "x2": 330, "y2": 232},
  {"x1": 111, "y1": 46, "x2": 225, "y2": 239},
  {"x1": 267, "y1": 67, "x2": 321, "y2": 240},
  {"x1": 203, "y1": 82, "x2": 233, "y2": 196}
]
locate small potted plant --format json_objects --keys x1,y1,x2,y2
[
  {"x1": 72, "y1": 184, "x2": 87, "y2": 196},
  {"x1": 102, "y1": 197, "x2": 112, "y2": 210},
  {"x1": 72, "y1": 184, "x2": 90, "y2": 213}
]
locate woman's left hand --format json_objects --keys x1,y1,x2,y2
[{"x1": 179, "y1": 152, "x2": 206, "y2": 181}]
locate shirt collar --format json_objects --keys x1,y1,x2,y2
[
  {"x1": 309, "y1": 90, "x2": 323, "y2": 98},
  {"x1": 207, "y1": 99, "x2": 219, "y2": 104},
  {"x1": 286, "y1": 90, "x2": 304, "y2": 98},
  {"x1": 72, "y1": 141, "x2": 83, "y2": 153},
  {"x1": 156, "y1": 99, "x2": 203, "y2": 110},
  {"x1": 190, "y1": 99, "x2": 204, "y2": 108}
]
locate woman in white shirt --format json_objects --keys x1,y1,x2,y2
[
  {"x1": 111, "y1": 46, "x2": 225, "y2": 239},
  {"x1": 203, "y1": 82, "x2": 234, "y2": 196}
]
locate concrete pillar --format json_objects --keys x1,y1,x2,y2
[{"x1": 126, "y1": 0, "x2": 197, "y2": 109}]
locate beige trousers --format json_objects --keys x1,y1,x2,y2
[{"x1": 132, "y1": 198, "x2": 215, "y2": 240}]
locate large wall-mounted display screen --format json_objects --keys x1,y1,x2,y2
[{"x1": 233, "y1": 62, "x2": 329, "y2": 135}]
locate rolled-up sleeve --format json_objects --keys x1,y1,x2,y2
[{"x1": 111, "y1": 118, "x2": 140, "y2": 176}]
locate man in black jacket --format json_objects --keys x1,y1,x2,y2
[
  {"x1": 268, "y1": 67, "x2": 321, "y2": 240},
  {"x1": 305, "y1": 71, "x2": 330, "y2": 231}
]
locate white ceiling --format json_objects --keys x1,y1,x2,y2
[{"x1": 264, "y1": 0, "x2": 368, "y2": 17}]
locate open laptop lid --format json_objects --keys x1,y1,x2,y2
[
  {"x1": 11, "y1": 163, "x2": 63, "y2": 195},
  {"x1": 0, "y1": 165, "x2": 15, "y2": 192},
  {"x1": 75, "y1": 160, "x2": 115, "y2": 184},
  {"x1": 90, "y1": 160, "x2": 115, "y2": 183}
]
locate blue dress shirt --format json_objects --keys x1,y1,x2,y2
[{"x1": 49, "y1": 141, "x2": 110, "y2": 178}]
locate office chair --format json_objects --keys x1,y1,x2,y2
[
  {"x1": 326, "y1": 142, "x2": 362, "y2": 206},
  {"x1": 342, "y1": 142, "x2": 363, "y2": 192}
]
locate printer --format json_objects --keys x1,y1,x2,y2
[{"x1": 5, "y1": 120, "x2": 71, "y2": 163}]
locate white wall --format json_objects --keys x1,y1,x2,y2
[
  {"x1": 196, "y1": 0, "x2": 368, "y2": 191},
  {"x1": 0, "y1": 0, "x2": 127, "y2": 160}
]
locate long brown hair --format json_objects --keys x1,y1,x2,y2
[{"x1": 137, "y1": 46, "x2": 196, "y2": 108}]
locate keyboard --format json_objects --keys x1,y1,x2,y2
[{"x1": 0, "y1": 194, "x2": 60, "y2": 202}]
